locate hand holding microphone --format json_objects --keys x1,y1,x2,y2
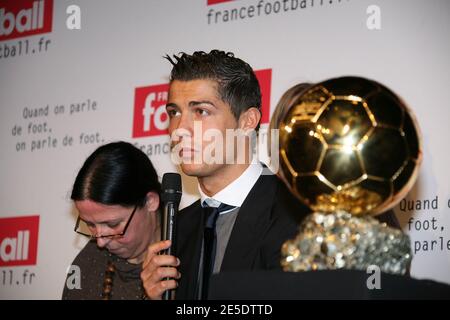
[
  {"x1": 141, "y1": 173, "x2": 182, "y2": 300},
  {"x1": 160, "y1": 173, "x2": 182, "y2": 257}
]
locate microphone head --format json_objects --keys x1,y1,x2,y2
[{"x1": 161, "y1": 173, "x2": 182, "y2": 203}]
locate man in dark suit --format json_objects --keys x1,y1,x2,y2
[
  {"x1": 140, "y1": 50, "x2": 398, "y2": 300},
  {"x1": 174, "y1": 170, "x2": 310, "y2": 299},
  {"x1": 140, "y1": 50, "x2": 309, "y2": 300}
]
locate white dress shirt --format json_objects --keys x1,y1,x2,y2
[{"x1": 198, "y1": 162, "x2": 263, "y2": 210}]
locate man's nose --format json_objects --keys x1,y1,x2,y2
[{"x1": 172, "y1": 113, "x2": 194, "y2": 140}]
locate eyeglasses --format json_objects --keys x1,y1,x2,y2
[{"x1": 74, "y1": 204, "x2": 138, "y2": 239}]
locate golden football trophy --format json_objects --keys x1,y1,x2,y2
[{"x1": 276, "y1": 77, "x2": 422, "y2": 275}]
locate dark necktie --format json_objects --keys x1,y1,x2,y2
[{"x1": 201, "y1": 202, "x2": 235, "y2": 300}]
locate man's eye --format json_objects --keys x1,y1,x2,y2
[
  {"x1": 167, "y1": 109, "x2": 180, "y2": 117},
  {"x1": 195, "y1": 109, "x2": 210, "y2": 116}
]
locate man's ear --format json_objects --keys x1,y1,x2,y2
[
  {"x1": 238, "y1": 107, "x2": 261, "y2": 132},
  {"x1": 145, "y1": 191, "x2": 160, "y2": 213}
]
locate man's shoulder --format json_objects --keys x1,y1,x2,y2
[
  {"x1": 178, "y1": 199, "x2": 202, "y2": 225},
  {"x1": 179, "y1": 199, "x2": 201, "y2": 214},
  {"x1": 251, "y1": 173, "x2": 310, "y2": 219}
]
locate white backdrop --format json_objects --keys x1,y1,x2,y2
[{"x1": 1, "y1": 0, "x2": 449, "y2": 299}]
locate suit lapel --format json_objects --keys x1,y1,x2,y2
[
  {"x1": 220, "y1": 174, "x2": 278, "y2": 271},
  {"x1": 176, "y1": 200, "x2": 204, "y2": 299}
]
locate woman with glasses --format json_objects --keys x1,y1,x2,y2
[{"x1": 62, "y1": 141, "x2": 161, "y2": 300}]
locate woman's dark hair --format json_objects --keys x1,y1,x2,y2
[
  {"x1": 71, "y1": 141, "x2": 161, "y2": 208},
  {"x1": 165, "y1": 50, "x2": 261, "y2": 129}
]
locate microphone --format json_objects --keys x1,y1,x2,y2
[{"x1": 160, "y1": 172, "x2": 182, "y2": 300}]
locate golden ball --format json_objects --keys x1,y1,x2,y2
[{"x1": 278, "y1": 76, "x2": 422, "y2": 216}]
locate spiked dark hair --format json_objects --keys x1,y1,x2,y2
[{"x1": 165, "y1": 50, "x2": 261, "y2": 129}]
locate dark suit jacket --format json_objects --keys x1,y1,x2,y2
[
  {"x1": 174, "y1": 174, "x2": 400, "y2": 299},
  {"x1": 174, "y1": 174, "x2": 309, "y2": 299}
]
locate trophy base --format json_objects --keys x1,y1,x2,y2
[{"x1": 281, "y1": 211, "x2": 412, "y2": 275}]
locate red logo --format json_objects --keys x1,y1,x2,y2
[
  {"x1": 132, "y1": 69, "x2": 272, "y2": 138},
  {"x1": 133, "y1": 84, "x2": 170, "y2": 138},
  {"x1": 0, "y1": 0, "x2": 53, "y2": 42},
  {"x1": 256, "y1": 69, "x2": 271, "y2": 125},
  {"x1": 207, "y1": 0, "x2": 235, "y2": 5},
  {"x1": 0, "y1": 215, "x2": 39, "y2": 267}
]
